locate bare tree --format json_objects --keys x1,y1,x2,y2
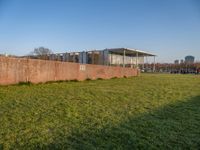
[{"x1": 32, "y1": 47, "x2": 53, "y2": 59}]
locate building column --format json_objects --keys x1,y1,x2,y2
[
  {"x1": 72, "y1": 53, "x2": 76, "y2": 63},
  {"x1": 153, "y1": 56, "x2": 156, "y2": 72},
  {"x1": 123, "y1": 50, "x2": 126, "y2": 68},
  {"x1": 145, "y1": 56, "x2": 148, "y2": 70},
  {"x1": 143, "y1": 55, "x2": 145, "y2": 70},
  {"x1": 110, "y1": 53, "x2": 112, "y2": 66},
  {"x1": 136, "y1": 52, "x2": 138, "y2": 68},
  {"x1": 131, "y1": 57, "x2": 133, "y2": 68},
  {"x1": 92, "y1": 52, "x2": 94, "y2": 64},
  {"x1": 101, "y1": 50, "x2": 105, "y2": 65},
  {"x1": 82, "y1": 52, "x2": 84, "y2": 64}
]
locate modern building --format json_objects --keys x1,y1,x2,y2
[
  {"x1": 185, "y1": 55, "x2": 195, "y2": 64},
  {"x1": 48, "y1": 48, "x2": 156, "y2": 69},
  {"x1": 174, "y1": 60, "x2": 179, "y2": 64}
]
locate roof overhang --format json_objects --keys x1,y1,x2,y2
[{"x1": 106, "y1": 48, "x2": 156, "y2": 57}]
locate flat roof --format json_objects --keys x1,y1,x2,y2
[
  {"x1": 106, "y1": 48, "x2": 156, "y2": 57},
  {"x1": 52, "y1": 48, "x2": 156, "y2": 57}
]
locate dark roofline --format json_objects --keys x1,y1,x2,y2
[{"x1": 105, "y1": 48, "x2": 156, "y2": 57}]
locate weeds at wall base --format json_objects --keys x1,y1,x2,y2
[{"x1": 0, "y1": 76, "x2": 134, "y2": 87}]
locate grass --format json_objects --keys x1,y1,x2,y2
[{"x1": 0, "y1": 74, "x2": 200, "y2": 149}]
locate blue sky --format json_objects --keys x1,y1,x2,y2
[{"x1": 0, "y1": 0, "x2": 200, "y2": 62}]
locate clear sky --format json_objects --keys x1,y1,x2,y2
[{"x1": 0, "y1": 0, "x2": 200, "y2": 62}]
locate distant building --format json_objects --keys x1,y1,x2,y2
[
  {"x1": 185, "y1": 55, "x2": 195, "y2": 64},
  {"x1": 0, "y1": 53, "x2": 16, "y2": 57},
  {"x1": 180, "y1": 59, "x2": 184, "y2": 64},
  {"x1": 174, "y1": 60, "x2": 179, "y2": 64},
  {"x1": 27, "y1": 48, "x2": 156, "y2": 69}
]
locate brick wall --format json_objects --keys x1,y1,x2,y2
[{"x1": 0, "y1": 56, "x2": 139, "y2": 85}]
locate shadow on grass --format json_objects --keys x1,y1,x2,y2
[
  {"x1": 47, "y1": 96, "x2": 200, "y2": 149},
  {"x1": 8, "y1": 96, "x2": 200, "y2": 149}
]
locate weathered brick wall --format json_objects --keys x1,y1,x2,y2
[{"x1": 0, "y1": 56, "x2": 139, "y2": 85}]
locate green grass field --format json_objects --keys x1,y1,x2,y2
[{"x1": 0, "y1": 74, "x2": 200, "y2": 149}]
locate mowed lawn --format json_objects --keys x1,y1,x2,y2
[{"x1": 0, "y1": 74, "x2": 200, "y2": 149}]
